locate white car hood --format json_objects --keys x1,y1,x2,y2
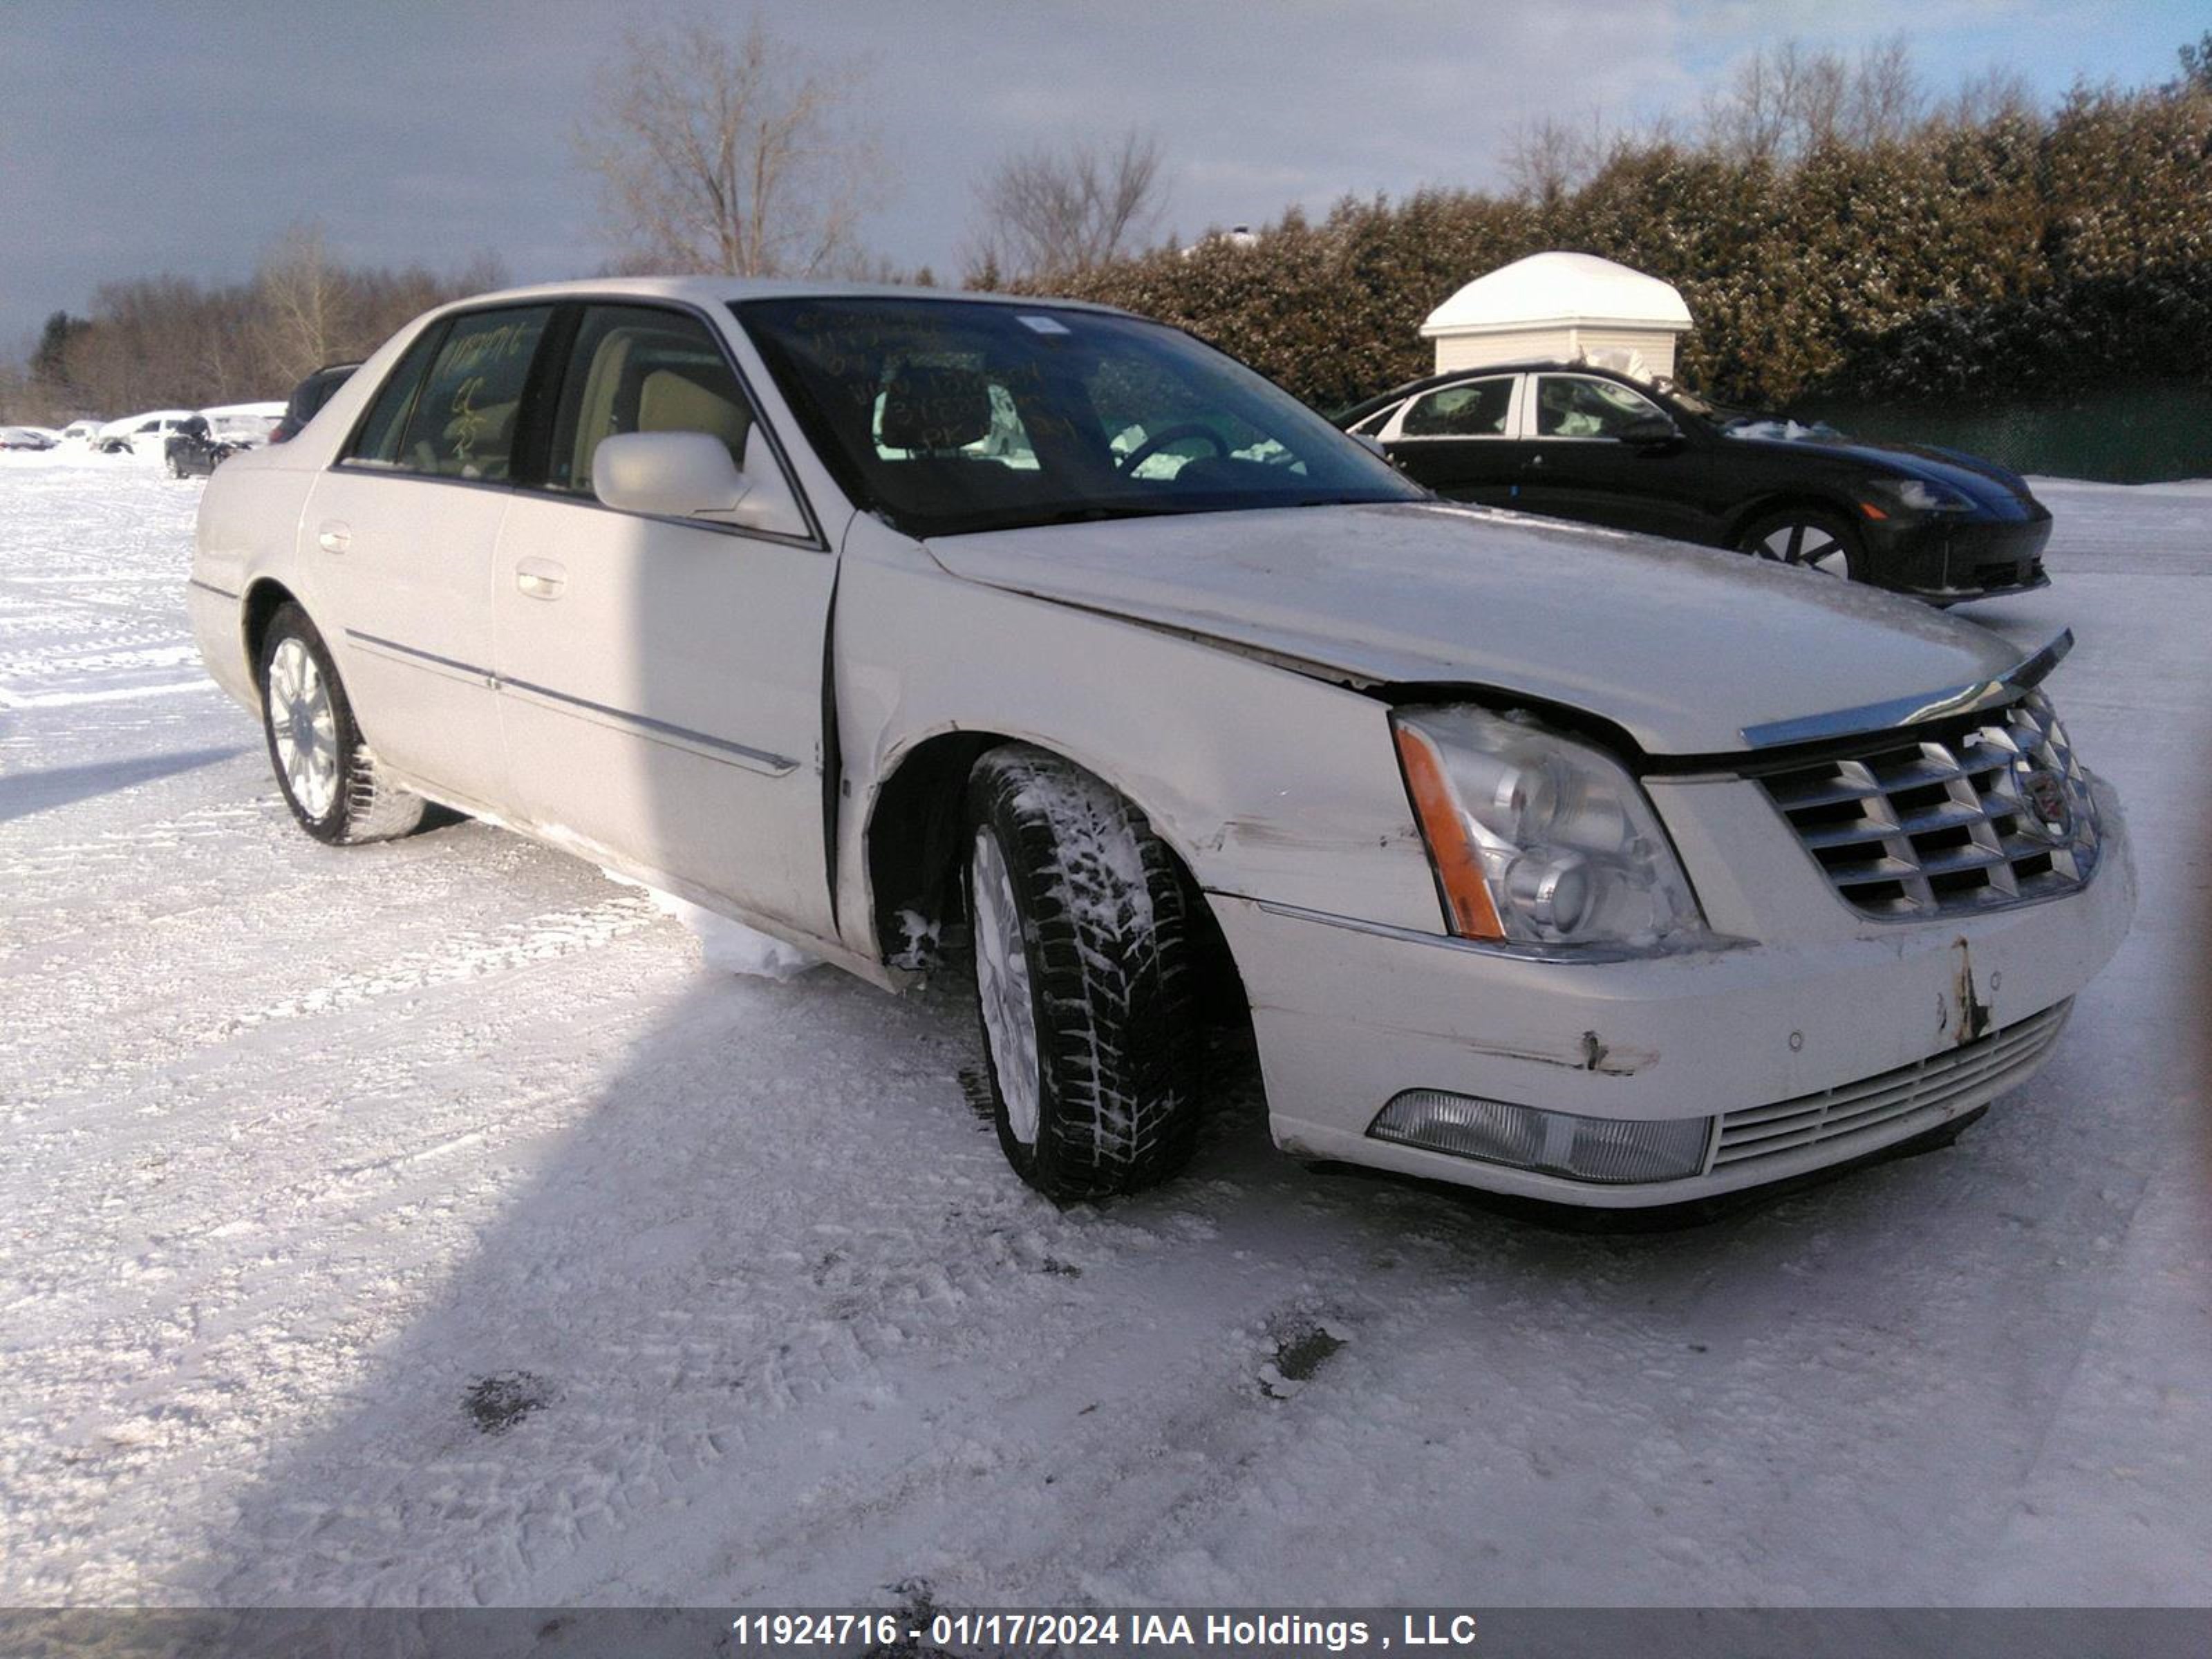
[{"x1": 925, "y1": 501, "x2": 2032, "y2": 756}]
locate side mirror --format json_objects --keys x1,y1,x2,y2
[
  {"x1": 592, "y1": 429, "x2": 806, "y2": 536},
  {"x1": 1620, "y1": 414, "x2": 1680, "y2": 449}
]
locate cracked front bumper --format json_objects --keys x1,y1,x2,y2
[{"x1": 1214, "y1": 790, "x2": 2135, "y2": 1208}]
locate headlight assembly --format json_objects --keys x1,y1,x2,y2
[
  {"x1": 1391, "y1": 705, "x2": 1706, "y2": 953},
  {"x1": 1866, "y1": 476, "x2": 1978, "y2": 515}
]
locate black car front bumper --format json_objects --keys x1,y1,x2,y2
[{"x1": 1864, "y1": 510, "x2": 2054, "y2": 603}]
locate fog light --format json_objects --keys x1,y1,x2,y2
[{"x1": 1369, "y1": 1090, "x2": 1712, "y2": 1183}]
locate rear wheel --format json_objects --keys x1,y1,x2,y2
[
  {"x1": 258, "y1": 603, "x2": 427, "y2": 845},
  {"x1": 1738, "y1": 508, "x2": 1859, "y2": 579},
  {"x1": 964, "y1": 745, "x2": 1203, "y2": 1199}
]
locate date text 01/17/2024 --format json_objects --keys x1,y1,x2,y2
[{"x1": 726, "y1": 1611, "x2": 1482, "y2": 1649}]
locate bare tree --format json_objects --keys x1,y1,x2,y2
[
  {"x1": 1502, "y1": 115, "x2": 1605, "y2": 207},
  {"x1": 1704, "y1": 35, "x2": 1920, "y2": 162},
  {"x1": 968, "y1": 129, "x2": 1168, "y2": 280},
  {"x1": 576, "y1": 18, "x2": 884, "y2": 277},
  {"x1": 256, "y1": 223, "x2": 351, "y2": 382},
  {"x1": 1846, "y1": 35, "x2": 1924, "y2": 146},
  {"x1": 1938, "y1": 66, "x2": 2036, "y2": 129}
]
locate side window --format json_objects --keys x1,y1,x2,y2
[
  {"x1": 346, "y1": 328, "x2": 446, "y2": 467},
  {"x1": 1400, "y1": 377, "x2": 1514, "y2": 438},
  {"x1": 389, "y1": 306, "x2": 553, "y2": 480},
  {"x1": 1534, "y1": 375, "x2": 1660, "y2": 440},
  {"x1": 547, "y1": 304, "x2": 756, "y2": 497}
]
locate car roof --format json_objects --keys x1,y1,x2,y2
[{"x1": 416, "y1": 274, "x2": 1139, "y2": 323}]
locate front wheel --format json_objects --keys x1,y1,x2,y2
[
  {"x1": 964, "y1": 745, "x2": 1203, "y2": 1200},
  {"x1": 1738, "y1": 508, "x2": 1859, "y2": 579},
  {"x1": 258, "y1": 603, "x2": 427, "y2": 845}
]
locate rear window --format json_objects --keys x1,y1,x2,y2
[
  {"x1": 348, "y1": 308, "x2": 551, "y2": 480},
  {"x1": 1402, "y1": 377, "x2": 1513, "y2": 438}
]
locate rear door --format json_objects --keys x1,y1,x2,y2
[
  {"x1": 301, "y1": 303, "x2": 554, "y2": 807},
  {"x1": 1378, "y1": 375, "x2": 1526, "y2": 505},
  {"x1": 1519, "y1": 373, "x2": 1709, "y2": 542},
  {"x1": 491, "y1": 302, "x2": 840, "y2": 940}
]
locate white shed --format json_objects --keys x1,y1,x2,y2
[{"x1": 1420, "y1": 252, "x2": 1692, "y2": 381}]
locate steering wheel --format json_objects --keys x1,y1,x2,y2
[{"x1": 1116, "y1": 422, "x2": 1230, "y2": 475}]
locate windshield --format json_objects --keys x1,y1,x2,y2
[
  {"x1": 736, "y1": 297, "x2": 1424, "y2": 538},
  {"x1": 1653, "y1": 379, "x2": 1847, "y2": 442}
]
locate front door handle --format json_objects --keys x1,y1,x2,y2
[
  {"x1": 316, "y1": 521, "x2": 351, "y2": 554},
  {"x1": 514, "y1": 558, "x2": 568, "y2": 600}
]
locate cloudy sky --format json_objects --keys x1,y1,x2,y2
[{"x1": 2, "y1": 0, "x2": 2200, "y2": 359}]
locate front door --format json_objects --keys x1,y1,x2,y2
[
  {"x1": 1519, "y1": 373, "x2": 1709, "y2": 543},
  {"x1": 492, "y1": 303, "x2": 841, "y2": 941}
]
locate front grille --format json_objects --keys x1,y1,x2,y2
[
  {"x1": 1711, "y1": 1000, "x2": 2071, "y2": 1170},
  {"x1": 1758, "y1": 690, "x2": 2100, "y2": 919}
]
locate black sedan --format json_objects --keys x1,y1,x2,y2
[
  {"x1": 163, "y1": 415, "x2": 241, "y2": 478},
  {"x1": 1336, "y1": 362, "x2": 2051, "y2": 602},
  {"x1": 268, "y1": 361, "x2": 359, "y2": 445}
]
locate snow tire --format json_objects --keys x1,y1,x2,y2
[
  {"x1": 964, "y1": 744, "x2": 1203, "y2": 1200},
  {"x1": 259, "y1": 602, "x2": 427, "y2": 845}
]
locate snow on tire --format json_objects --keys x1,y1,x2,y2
[
  {"x1": 964, "y1": 744, "x2": 1202, "y2": 1200},
  {"x1": 258, "y1": 602, "x2": 428, "y2": 845}
]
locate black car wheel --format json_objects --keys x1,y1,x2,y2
[{"x1": 1739, "y1": 509, "x2": 1859, "y2": 579}]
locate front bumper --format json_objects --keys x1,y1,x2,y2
[
  {"x1": 1866, "y1": 510, "x2": 2054, "y2": 602},
  {"x1": 1215, "y1": 782, "x2": 2135, "y2": 1208}
]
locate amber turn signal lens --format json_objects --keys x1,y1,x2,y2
[{"x1": 1394, "y1": 722, "x2": 1505, "y2": 940}]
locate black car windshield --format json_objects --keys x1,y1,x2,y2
[
  {"x1": 1651, "y1": 379, "x2": 1846, "y2": 442},
  {"x1": 736, "y1": 297, "x2": 1424, "y2": 538}
]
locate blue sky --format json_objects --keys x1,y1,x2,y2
[{"x1": 1, "y1": 1, "x2": 2202, "y2": 362}]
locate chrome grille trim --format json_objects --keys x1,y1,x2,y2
[
  {"x1": 1756, "y1": 690, "x2": 2101, "y2": 919},
  {"x1": 1709, "y1": 1001, "x2": 2071, "y2": 1170}
]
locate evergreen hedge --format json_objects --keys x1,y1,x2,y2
[{"x1": 1031, "y1": 89, "x2": 2212, "y2": 413}]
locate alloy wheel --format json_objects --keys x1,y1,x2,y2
[
  {"x1": 970, "y1": 826, "x2": 1042, "y2": 1147},
  {"x1": 266, "y1": 637, "x2": 340, "y2": 820},
  {"x1": 1755, "y1": 520, "x2": 1850, "y2": 575}
]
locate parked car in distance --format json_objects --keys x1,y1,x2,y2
[
  {"x1": 95, "y1": 409, "x2": 196, "y2": 455},
  {"x1": 203, "y1": 400, "x2": 286, "y2": 448},
  {"x1": 268, "y1": 362, "x2": 359, "y2": 445},
  {"x1": 0, "y1": 426, "x2": 59, "y2": 451},
  {"x1": 1337, "y1": 362, "x2": 2053, "y2": 603},
  {"x1": 57, "y1": 419, "x2": 107, "y2": 444},
  {"x1": 190, "y1": 279, "x2": 2132, "y2": 1214},
  {"x1": 165, "y1": 414, "x2": 243, "y2": 478}
]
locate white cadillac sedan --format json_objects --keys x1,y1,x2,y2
[{"x1": 189, "y1": 279, "x2": 2134, "y2": 1210}]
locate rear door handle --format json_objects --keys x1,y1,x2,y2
[
  {"x1": 514, "y1": 557, "x2": 567, "y2": 600},
  {"x1": 316, "y1": 521, "x2": 351, "y2": 554}
]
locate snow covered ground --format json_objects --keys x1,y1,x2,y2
[{"x1": 1, "y1": 457, "x2": 2206, "y2": 1609}]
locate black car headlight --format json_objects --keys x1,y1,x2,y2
[{"x1": 1866, "y1": 476, "x2": 1978, "y2": 516}]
